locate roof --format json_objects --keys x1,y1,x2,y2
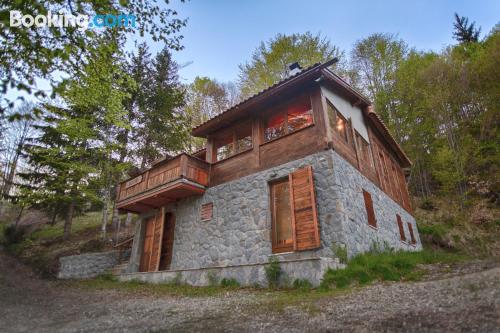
[
  {"x1": 191, "y1": 59, "x2": 339, "y2": 137},
  {"x1": 191, "y1": 59, "x2": 411, "y2": 167}
]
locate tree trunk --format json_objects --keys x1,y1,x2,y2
[
  {"x1": 112, "y1": 203, "x2": 120, "y2": 244},
  {"x1": 14, "y1": 206, "x2": 24, "y2": 228},
  {"x1": 63, "y1": 200, "x2": 75, "y2": 240},
  {"x1": 50, "y1": 209, "x2": 57, "y2": 226},
  {"x1": 124, "y1": 212, "x2": 132, "y2": 227},
  {"x1": 101, "y1": 187, "x2": 110, "y2": 240}
]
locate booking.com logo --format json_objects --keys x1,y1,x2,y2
[{"x1": 9, "y1": 10, "x2": 136, "y2": 31}]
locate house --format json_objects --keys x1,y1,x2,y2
[{"x1": 116, "y1": 59, "x2": 422, "y2": 286}]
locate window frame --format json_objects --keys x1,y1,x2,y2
[
  {"x1": 355, "y1": 129, "x2": 374, "y2": 170},
  {"x1": 213, "y1": 121, "x2": 253, "y2": 162},
  {"x1": 326, "y1": 98, "x2": 353, "y2": 146},
  {"x1": 263, "y1": 94, "x2": 314, "y2": 144}
]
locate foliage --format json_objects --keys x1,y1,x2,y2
[
  {"x1": 0, "y1": 0, "x2": 186, "y2": 114},
  {"x1": 321, "y1": 249, "x2": 466, "y2": 290},
  {"x1": 453, "y1": 13, "x2": 481, "y2": 43},
  {"x1": 331, "y1": 243, "x2": 348, "y2": 264},
  {"x1": 2, "y1": 224, "x2": 25, "y2": 244},
  {"x1": 220, "y1": 278, "x2": 240, "y2": 288},
  {"x1": 127, "y1": 44, "x2": 190, "y2": 168},
  {"x1": 292, "y1": 278, "x2": 312, "y2": 290},
  {"x1": 238, "y1": 32, "x2": 345, "y2": 98},
  {"x1": 265, "y1": 256, "x2": 282, "y2": 288}
]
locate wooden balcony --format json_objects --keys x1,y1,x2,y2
[{"x1": 117, "y1": 154, "x2": 210, "y2": 213}]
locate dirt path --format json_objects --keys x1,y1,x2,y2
[{"x1": 0, "y1": 251, "x2": 499, "y2": 333}]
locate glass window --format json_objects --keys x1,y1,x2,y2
[
  {"x1": 336, "y1": 110, "x2": 349, "y2": 143},
  {"x1": 264, "y1": 95, "x2": 313, "y2": 142},
  {"x1": 287, "y1": 98, "x2": 313, "y2": 132},
  {"x1": 214, "y1": 122, "x2": 253, "y2": 161},
  {"x1": 215, "y1": 135, "x2": 234, "y2": 161},
  {"x1": 236, "y1": 125, "x2": 252, "y2": 152},
  {"x1": 355, "y1": 131, "x2": 374, "y2": 169},
  {"x1": 271, "y1": 179, "x2": 293, "y2": 252},
  {"x1": 264, "y1": 113, "x2": 286, "y2": 142}
]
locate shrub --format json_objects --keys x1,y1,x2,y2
[
  {"x1": 331, "y1": 242, "x2": 348, "y2": 264},
  {"x1": 292, "y1": 278, "x2": 312, "y2": 290},
  {"x1": 420, "y1": 199, "x2": 436, "y2": 210},
  {"x1": 265, "y1": 256, "x2": 281, "y2": 288},
  {"x1": 3, "y1": 225, "x2": 25, "y2": 244},
  {"x1": 220, "y1": 278, "x2": 240, "y2": 288}
]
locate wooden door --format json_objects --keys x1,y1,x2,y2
[
  {"x1": 139, "y1": 209, "x2": 165, "y2": 272},
  {"x1": 159, "y1": 213, "x2": 176, "y2": 271},
  {"x1": 139, "y1": 216, "x2": 155, "y2": 272}
]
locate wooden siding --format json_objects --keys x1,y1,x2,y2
[{"x1": 208, "y1": 87, "x2": 328, "y2": 186}]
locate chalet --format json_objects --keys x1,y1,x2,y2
[{"x1": 117, "y1": 59, "x2": 422, "y2": 286}]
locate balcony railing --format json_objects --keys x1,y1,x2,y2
[{"x1": 117, "y1": 154, "x2": 209, "y2": 212}]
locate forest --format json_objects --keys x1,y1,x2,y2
[{"x1": 0, "y1": 2, "x2": 498, "y2": 252}]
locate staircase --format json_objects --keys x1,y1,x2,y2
[{"x1": 108, "y1": 237, "x2": 133, "y2": 276}]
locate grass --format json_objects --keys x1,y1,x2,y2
[
  {"x1": 321, "y1": 249, "x2": 466, "y2": 289},
  {"x1": 30, "y1": 212, "x2": 102, "y2": 241},
  {"x1": 69, "y1": 274, "x2": 235, "y2": 297}
]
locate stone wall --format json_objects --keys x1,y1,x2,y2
[
  {"x1": 58, "y1": 251, "x2": 120, "y2": 279},
  {"x1": 119, "y1": 255, "x2": 343, "y2": 287},
  {"x1": 328, "y1": 151, "x2": 422, "y2": 256},
  {"x1": 127, "y1": 149, "x2": 422, "y2": 279}
]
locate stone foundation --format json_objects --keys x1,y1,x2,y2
[
  {"x1": 119, "y1": 255, "x2": 343, "y2": 287},
  {"x1": 58, "y1": 251, "x2": 120, "y2": 279}
]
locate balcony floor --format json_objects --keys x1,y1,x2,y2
[{"x1": 117, "y1": 178, "x2": 206, "y2": 213}]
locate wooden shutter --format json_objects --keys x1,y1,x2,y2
[
  {"x1": 408, "y1": 222, "x2": 416, "y2": 244},
  {"x1": 139, "y1": 217, "x2": 155, "y2": 272},
  {"x1": 362, "y1": 189, "x2": 377, "y2": 228},
  {"x1": 396, "y1": 214, "x2": 406, "y2": 241},
  {"x1": 289, "y1": 166, "x2": 320, "y2": 251},
  {"x1": 148, "y1": 209, "x2": 165, "y2": 272}
]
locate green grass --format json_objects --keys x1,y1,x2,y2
[
  {"x1": 321, "y1": 249, "x2": 466, "y2": 289},
  {"x1": 30, "y1": 212, "x2": 102, "y2": 241},
  {"x1": 69, "y1": 273, "x2": 235, "y2": 297}
]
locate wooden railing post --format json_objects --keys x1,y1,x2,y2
[{"x1": 180, "y1": 154, "x2": 188, "y2": 178}]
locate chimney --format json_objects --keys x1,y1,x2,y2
[{"x1": 288, "y1": 62, "x2": 302, "y2": 76}]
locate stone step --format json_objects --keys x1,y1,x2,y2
[{"x1": 109, "y1": 263, "x2": 129, "y2": 275}]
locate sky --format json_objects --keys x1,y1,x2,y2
[{"x1": 164, "y1": 0, "x2": 499, "y2": 84}]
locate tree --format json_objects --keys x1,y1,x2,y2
[
  {"x1": 238, "y1": 32, "x2": 344, "y2": 98},
  {"x1": 0, "y1": 0, "x2": 186, "y2": 114},
  {"x1": 453, "y1": 13, "x2": 481, "y2": 43},
  {"x1": 350, "y1": 33, "x2": 408, "y2": 142},
  {"x1": 128, "y1": 46, "x2": 189, "y2": 169},
  {"x1": 0, "y1": 103, "x2": 36, "y2": 197}
]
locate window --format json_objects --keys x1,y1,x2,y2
[
  {"x1": 201, "y1": 203, "x2": 213, "y2": 221},
  {"x1": 214, "y1": 122, "x2": 252, "y2": 161},
  {"x1": 270, "y1": 166, "x2": 321, "y2": 253},
  {"x1": 270, "y1": 179, "x2": 294, "y2": 253},
  {"x1": 264, "y1": 95, "x2": 313, "y2": 142},
  {"x1": 362, "y1": 189, "x2": 377, "y2": 228},
  {"x1": 408, "y1": 222, "x2": 416, "y2": 245},
  {"x1": 396, "y1": 214, "x2": 406, "y2": 241},
  {"x1": 326, "y1": 99, "x2": 352, "y2": 145},
  {"x1": 355, "y1": 130, "x2": 374, "y2": 170}
]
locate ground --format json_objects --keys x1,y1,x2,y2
[{"x1": 1, "y1": 250, "x2": 499, "y2": 333}]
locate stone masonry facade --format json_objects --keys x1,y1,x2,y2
[{"x1": 124, "y1": 149, "x2": 421, "y2": 286}]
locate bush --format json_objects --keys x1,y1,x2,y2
[
  {"x1": 331, "y1": 242, "x2": 348, "y2": 264},
  {"x1": 3, "y1": 225, "x2": 25, "y2": 244},
  {"x1": 420, "y1": 199, "x2": 436, "y2": 210},
  {"x1": 292, "y1": 278, "x2": 312, "y2": 290},
  {"x1": 265, "y1": 256, "x2": 281, "y2": 288},
  {"x1": 220, "y1": 278, "x2": 240, "y2": 288}
]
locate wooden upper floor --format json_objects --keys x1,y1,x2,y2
[{"x1": 117, "y1": 60, "x2": 413, "y2": 213}]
